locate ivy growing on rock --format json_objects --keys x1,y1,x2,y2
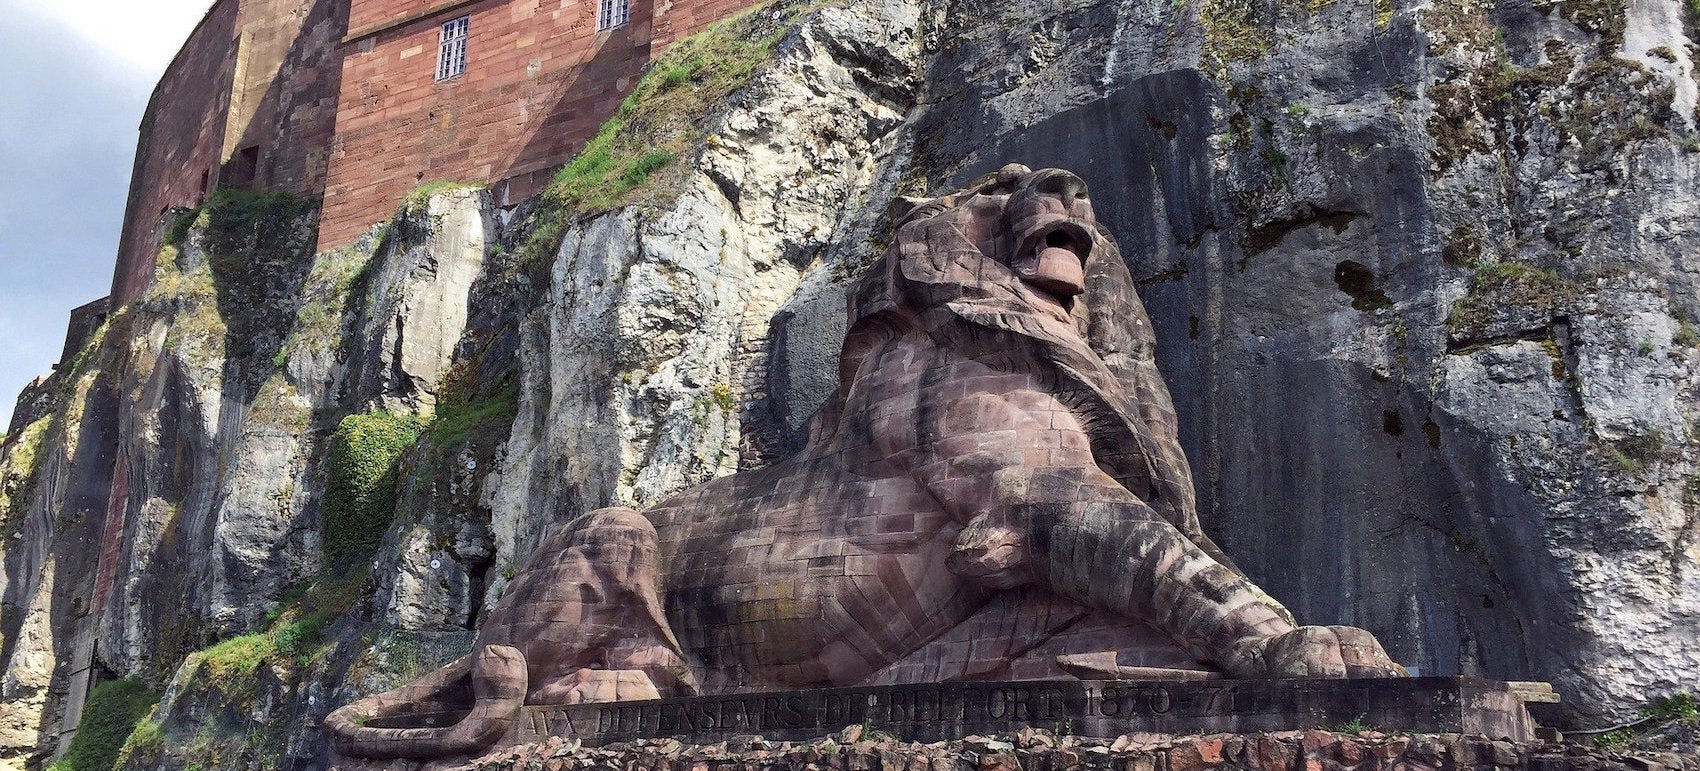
[{"x1": 324, "y1": 411, "x2": 425, "y2": 574}]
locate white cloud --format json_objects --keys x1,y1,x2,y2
[{"x1": 14, "y1": 0, "x2": 213, "y2": 73}]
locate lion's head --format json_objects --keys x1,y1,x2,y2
[{"x1": 823, "y1": 164, "x2": 1239, "y2": 571}]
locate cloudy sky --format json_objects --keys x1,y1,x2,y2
[{"x1": 0, "y1": 0, "x2": 212, "y2": 430}]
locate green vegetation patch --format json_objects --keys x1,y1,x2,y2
[
  {"x1": 1446, "y1": 259, "x2": 1573, "y2": 336},
  {"x1": 324, "y1": 411, "x2": 426, "y2": 573},
  {"x1": 0, "y1": 314, "x2": 116, "y2": 535},
  {"x1": 48, "y1": 678, "x2": 160, "y2": 771},
  {"x1": 1201, "y1": 0, "x2": 1273, "y2": 65},
  {"x1": 1593, "y1": 691, "x2": 1698, "y2": 748},
  {"x1": 193, "y1": 189, "x2": 316, "y2": 257},
  {"x1": 150, "y1": 190, "x2": 321, "y2": 380},
  {"x1": 1605, "y1": 429, "x2": 1666, "y2": 475},
  {"x1": 197, "y1": 604, "x2": 340, "y2": 680},
  {"x1": 514, "y1": 0, "x2": 814, "y2": 268},
  {"x1": 429, "y1": 383, "x2": 519, "y2": 450},
  {"x1": 1197, "y1": 0, "x2": 1353, "y2": 69},
  {"x1": 282, "y1": 245, "x2": 379, "y2": 362},
  {"x1": 190, "y1": 575, "x2": 361, "y2": 683},
  {"x1": 0, "y1": 413, "x2": 55, "y2": 533}
]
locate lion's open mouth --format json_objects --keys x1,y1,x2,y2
[
  {"x1": 1014, "y1": 219, "x2": 1094, "y2": 305},
  {"x1": 1018, "y1": 219, "x2": 1095, "y2": 263}
]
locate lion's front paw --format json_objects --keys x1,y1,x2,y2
[
  {"x1": 1257, "y1": 626, "x2": 1408, "y2": 679},
  {"x1": 531, "y1": 668, "x2": 662, "y2": 705}
]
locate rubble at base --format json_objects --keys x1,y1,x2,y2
[{"x1": 330, "y1": 726, "x2": 1700, "y2": 771}]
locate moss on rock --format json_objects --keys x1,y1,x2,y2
[{"x1": 47, "y1": 678, "x2": 159, "y2": 771}]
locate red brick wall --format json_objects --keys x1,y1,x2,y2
[
  {"x1": 110, "y1": 0, "x2": 239, "y2": 306},
  {"x1": 318, "y1": 0, "x2": 761, "y2": 249},
  {"x1": 649, "y1": 0, "x2": 757, "y2": 48},
  {"x1": 319, "y1": 0, "x2": 652, "y2": 247},
  {"x1": 109, "y1": 0, "x2": 348, "y2": 306}
]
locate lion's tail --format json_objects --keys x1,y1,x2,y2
[{"x1": 325, "y1": 644, "x2": 527, "y2": 760}]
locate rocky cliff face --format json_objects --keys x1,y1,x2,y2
[{"x1": 3, "y1": 0, "x2": 1698, "y2": 765}]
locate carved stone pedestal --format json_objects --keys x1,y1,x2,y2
[{"x1": 362, "y1": 677, "x2": 1537, "y2": 752}]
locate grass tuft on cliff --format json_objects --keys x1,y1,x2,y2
[
  {"x1": 48, "y1": 678, "x2": 159, "y2": 771},
  {"x1": 324, "y1": 411, "x2": 426, "y2": 574},
  {"x1": 515, "y1": 0, "x2": 815, "y2": 267},
  {"x1": 1445, "y1": 259, "x2": 1573, "y2": 338},
  {"x1": 402, "y1": 181, "x2": 487, "y2": 218}
]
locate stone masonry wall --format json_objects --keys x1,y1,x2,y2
[
  {"x1": 109, "y1": 0, "x2": 348, "y2": 307},
  {"x1": 109, "y1": 0, "x2": 239, "y2": 306},
  {"x1": 334, "y1": 727, "x2": 1700, "y2": 771},
  {"x1": 317, "y1": 0, "x2": 763, "y2": 250},
  {"x1": 320, "y1": 0, "x2": 655, "y2": 248}
]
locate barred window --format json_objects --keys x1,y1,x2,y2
[
  {"x1": 597, "y1": 0, "x2": 629, "y2": 31},
  {"x1": 437, "y1": 16, "x2": 469, "y2": 81}
]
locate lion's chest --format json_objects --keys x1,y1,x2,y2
[{"x1": 650, "y1": 461, "x2": 970, "y2": 684}]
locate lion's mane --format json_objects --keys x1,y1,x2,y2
[{"x1": 808, "y1": 176, "x2": 1238, "y2": 572}]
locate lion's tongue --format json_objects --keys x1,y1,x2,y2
[{"x1": 1032, "y1": 246, "x2": 1086, "y2": 295}]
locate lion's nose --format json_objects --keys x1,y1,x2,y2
[{"x1": 1031, "y1": 169, "x2": 1088, "y2": 202}]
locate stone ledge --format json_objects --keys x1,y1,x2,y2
[{"x1": 331, "y1": 678, "x2": 1552, "y2": 765}]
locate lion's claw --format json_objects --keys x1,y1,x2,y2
[
  {"x1": 1257, "y1": 625, "x2": 1408, "y2": 678},
  {"x1": 531, "y1": 668, "x2": 661, "y2": 705}
]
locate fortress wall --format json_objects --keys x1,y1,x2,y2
[
  {"x1": 110, "y1": 0, "x2": 240, "y2": 306},
  {"x1": 220, "y1": 0, "x2": 349, "y2": 199},
  {"x1": 110, "y1": 0, "x2": 764, "y2": 291},
  {"x1": 318, "y1": 0, "x2": 657, "y2": 248},
  {"x1": 648, "y1": 0, "x2": 759, "y2": 48},
  {"x1": 109, "y1": 0, "x2": 347, "y2": 306},
  {"x1": 316, "y1": 0, "x2": 761, "y2": 249}
]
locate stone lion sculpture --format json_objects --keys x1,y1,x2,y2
[{"x1": 326, "y1": 165, "x2": 1405, "y2": 760}]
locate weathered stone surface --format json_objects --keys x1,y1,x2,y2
[
  {"x1": 488, "y1": 677, "x2": 1533, "y2": 747},
  {"x1": 6, "y1": 0, "x2": 1700, "y2": 761}
]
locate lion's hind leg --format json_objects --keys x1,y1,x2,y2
[{"x1": 325, "y1": 644, "x2": 527, "y2": 759}]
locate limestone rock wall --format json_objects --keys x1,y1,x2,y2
[{"x1": 3, "y1": 0, "x2": 1700, "y2": 764}]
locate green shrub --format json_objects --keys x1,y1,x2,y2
[
  {"x1": 115, "y1": 708, "x2": 163, "y2": 765},
  {"x1": 197, "y1": 631, "x2": 279, "y2": 679},
  {"x1": 48, "y1": 678, "x2": 160, "y2": 771},
  {"x1": 1594, "y1": 727, "x2": 1635, "y2": 749},
  {"x1": 324, "y1": 412, "x2": 425, "y2": 573},
  {"x1": 272, "y1": 609, "x2": 334, "y2": 658}
]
